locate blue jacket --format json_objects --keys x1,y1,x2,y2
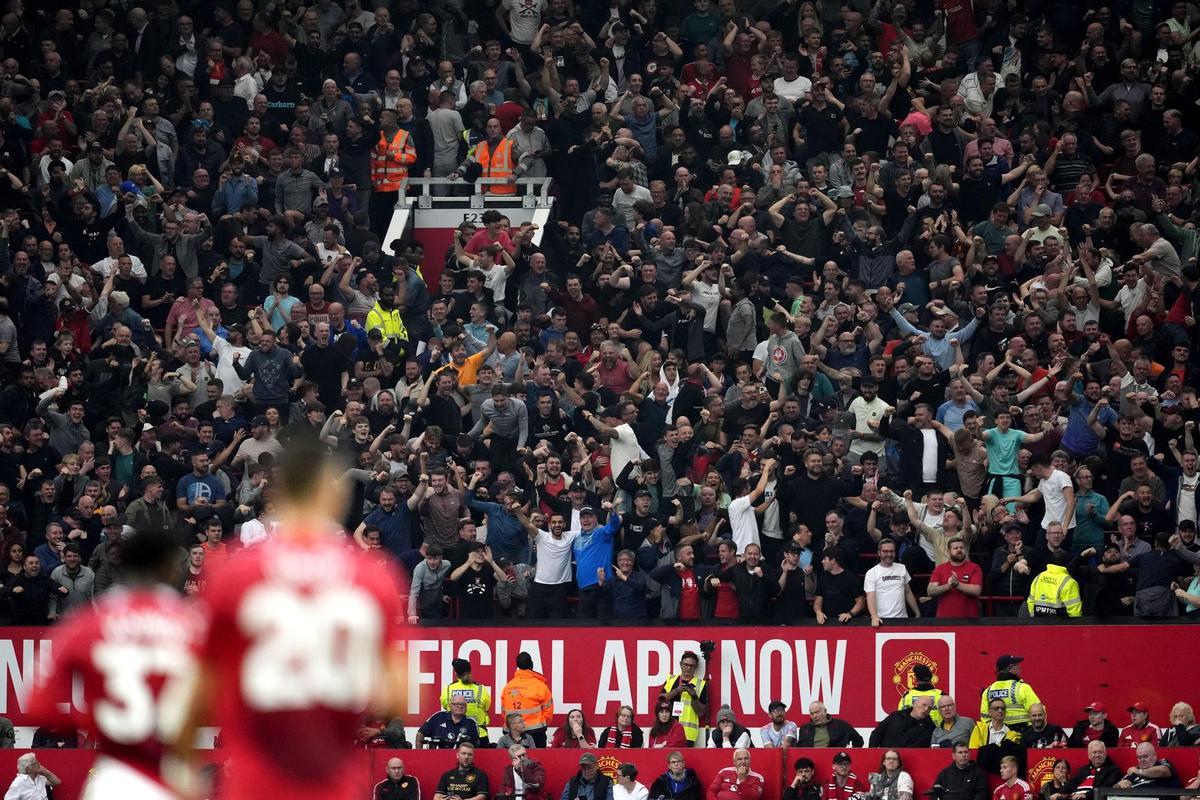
[
  {"x1": 573, "y1": 512, "x2": 620, "y2": 589},
  {"x1": 465, "y1": 495, "x2": 530, "y2": 565}
]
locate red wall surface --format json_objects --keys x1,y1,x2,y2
[
  {"x1": 4, "y1": 624, "x2": 1197, "y2": 728},
  {"x1": 0, "y1": 747, "x2": 1191, "y2": 800}
]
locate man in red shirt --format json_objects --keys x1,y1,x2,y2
[
  {"x1": 707, "y1": 748, "x2": 764, "y2": 800},
  {"x1": 179, "y1": 440, "x2": 406, "y2": 800},
  {"x1": 993, "y1": 756, "x2": 1033, "y2": 800},
  {"x1": 1119, "y1": 703, "x2": 1162, "y2": 747},
  {"x1": 928, "y1": 537, "x2": 983, "y2": 617},
  {"x1": 26, "y1": 529, "x2": 205, "y2": 799},
  {"x1": 709, "y1": 540, "x2": 741, "y2": 620}
]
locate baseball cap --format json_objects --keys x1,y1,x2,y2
[
  {"x1": 88, "y1": 140, "x2": 103, "y2": 152},
  {"x1": 634, "y1": 488, "x2": 652, "y2": 499},
  {"x1": 1032, "y1": 203, "x2": 1052, "y2": 218},
  {"x1": 1128, "y1": 702, "x2": 1149, "y2": 713},
  {"x1": 251, "y1": 415, "x2": 269, "y2": 427},
  {"x1": 833, "y1": 752, "x2": 852, "y2": 764},
  {"x1": 313, "y1": 195, "x2": 329, "y2": 206},
  {"x1": 1085, "y1": 702, "x2": 1107, "y2": 713},
  {"x1": 579, "y1": 505, "x2": 597, "y2": 516},
  {"x1": 1002, "y1": 522, "x2": 1024, "y2": 536},
  {"x1": 995, "y1": 654, "x2": 1024, "y2": 671},
  {"x1": 768, "y1": 700, "x2": 787, "y2": 712},
  {"x1": 897, "y1": 302, "x2": 919, "y2": 314},
  {"x1": 48, "y1": 89, "x2": 65, "y2": 100},
  {"x1": 346, "y1": 379, "x2": 363, "y2": 389},
  {"x1": 579, "y1": 753, "x2": 598, "y2": 766}
]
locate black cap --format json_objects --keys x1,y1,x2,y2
[
  {"x1": 833, "y1": 752, "x2": 852, "y2": 764},
  {"x1": 251, "y1": 415, "x2": 269, "y2": 427},
  {"x1": 579, "y1": 505, "x2": 597, "y2": 516},
  {"x1": 346, "y1": 379, "x2": 363, "y2": 389},
  {"x1": 996, "y1": 654, "x2": 1023, "y2": 671},
  {"x1": 634, "y1": 488, "x2": 652, "y2": 499}
]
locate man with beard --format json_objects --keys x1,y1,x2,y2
[{"x1": 927, "y1": 537, "x2": 983, "y2": 617}]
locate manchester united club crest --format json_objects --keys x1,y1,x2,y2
[
  {"x1": 892, "y1": 650, "x2": 940, "y2": 696},
  {"x1": 1026, "y1": 755, "x2": 1059, "y2": 789},
  {"x1": 597, "y1": 755, "x2": 623, "y2": 780}
]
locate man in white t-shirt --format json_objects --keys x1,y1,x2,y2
[
  {"x1": 499, "y1": 0, "x2": 547, "y2": 45},
  {"x1": 999, "y1": 452, "x2": 1076, "y2": 541},
  {"x1": 847, "y1": 378, "x2": 891, "y2": 460},
  {"x1": 772, "y1": 54, "x2": 813, "y2": 103},
  {"x1": 726, "y1": 460, "x2": 776, "y2": 554},
  {"x1": 527, "y1": 512, "x2": 579, "y2": 619},
  {"x1": 581, "y1": 404, "x2": 649, "y2": 479},
  {"x1": 864, "y1": 539, "x2": 920, "y2": 626}
]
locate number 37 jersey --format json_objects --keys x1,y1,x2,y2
[
  {"x1": 26, "y1": 587, "x2": 205, "y2": 789},
  {"x1": 197, "y1": 535, "x2": 405, "y2": 800}
]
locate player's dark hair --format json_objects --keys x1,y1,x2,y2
[
  {"x1": 120, "y1": 531, "x2": 180, "y2": 581},
  {"x1": 277, "y1": 437, "x2": 342, "y2": 502}
]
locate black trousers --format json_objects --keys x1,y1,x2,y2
[{"x1": 527, "y1": 582, "x2": 570, "y2": 619}]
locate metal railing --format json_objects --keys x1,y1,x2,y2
[
  {"x1": 1097, "y1": 786, "x2": 1199, "y2": 800},
  {"x1": 395, "y1": 177, "x2": 554, "y2": 209}
]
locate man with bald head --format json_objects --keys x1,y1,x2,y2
[
  {"x1": 709, "y1": 748, "x2": 764, "y2": 800},
  {"x1": 374, "y1": 758, "x2": 419, "y2": 800}
]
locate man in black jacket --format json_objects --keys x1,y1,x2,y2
[
  {"x1": 1068, "y1": 702, "x2": 1121, "y2": 748},
  {"x1": 931, "y1": 742, "x2": 989, "y2": 800},
  {"x1": 794, "y1": 701, "x2": 864, "y2": 748},
  {"x1": 711, "y1": 542, "x2": 774, "y2": 622},
  {"x1": 878, "y1": 404, "x2": 952, "y2": 494},
  {"x1": 1064, "y1": 741, "x2": 1123, "y2": 800},
  {"x1": 780, "y1": 448, "x2": 860, "y2": 536},
  {"x1": 563, "y1": 753, "x2": 613, "y2": 800},
  {"x1": 869, "y1": 696, "x2": 935, "y2": 747}
]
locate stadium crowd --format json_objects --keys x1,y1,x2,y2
[{"x1": 0, "y1": 0, "x2": 1198, "y2": 626}]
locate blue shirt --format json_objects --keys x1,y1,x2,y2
[
  {"x1": 936, "y1": 398, "x2": 980, "y2": 431},
  {"x1": 364, "y1": 504, "x2": 415, "y2": 557},
  {"x1": 572, "y1": 512, "x2": 620, "y2": 589},
  {"x1": 1062, "y1": 393, "x2": 1117, "y2": 456},
  {"x1": 176, "y1": 472, "x2": 226, "y2": 505},
  {"x1": 890, "y1": 309, "x2": 981, "y2": 370},
  {"x1": 465, "y1": 495, "x2": 530, "y2": 565}
]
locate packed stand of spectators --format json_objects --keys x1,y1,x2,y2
[{"x1": 2, "y1": 0, "x2": 1200, "y2": 625}]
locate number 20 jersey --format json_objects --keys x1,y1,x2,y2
[
  {"x1": 197, "y1": 535, "x2": 405, "y2": 800},
  {"x1": 25, "y1": 586, "x2": 205, "y2": 790}
]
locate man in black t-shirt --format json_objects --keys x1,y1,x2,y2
[
  {"x1": 449, "y1": 542, "x2": 508, "y2": 619},
  {"x1": 813, "y1": 547, "x2": 865, "y2": 624},
  {"x1": 433, "y1": 742, "x2": 490, "y2": 800}
]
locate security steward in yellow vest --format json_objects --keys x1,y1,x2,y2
[
  {"x1": 452, "y1": 117, "x2": 520, "y2": 195},
  {"x1": 441, "y1": 658, "x2": 492, "y2": 745},
  {"x1": 369, "y1": 107, "x2": 418, "y2": 237},
  {"x1": 898, "y1": 664, "x2": 944, "y2": 725},
  {"x1": 980, "y1": 655, "x2": 1042, "y2": 729},
  {"x1": 365, "y1": 284, "x2": 409, "y2": 350},
  {"x1": 1027, "y1": 561, "x2": 1082, "y2": 618},
  {"x1": 659, "y1": 651, "x2": 708, "y2": 744}
]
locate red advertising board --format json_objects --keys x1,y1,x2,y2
[
  {"x1": 0, "y1": 748, "x2": 1183, "y2": 800},
  {"x1": 1, "y1": 624, "x2": 1194, "y2": 728},
  {"x1": 394, "y1": 624, "x2": 1193, "y2": 729}
]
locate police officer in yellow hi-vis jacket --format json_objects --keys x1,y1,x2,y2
[
  {"x1": 441, "y1": 658, "x2": 493, "y2": 746},
  {"x1": 980, "y1": 655, "x2": 1042, "y2": 730}
]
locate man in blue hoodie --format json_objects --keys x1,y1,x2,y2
[{"x1": 573, "y1": 501, "x2": 621, "y2": 620}]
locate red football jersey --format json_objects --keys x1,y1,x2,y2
[
  {"x1": 26, "y1": 586, "x2": 205, "y2": 788},
  {"x1": 197, "y1": 534, "x2": 404, "y2": 800}
]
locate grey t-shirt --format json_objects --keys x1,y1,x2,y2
[{"x1": 0, "y1": 315, "x2": 19, "y2": 364}]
